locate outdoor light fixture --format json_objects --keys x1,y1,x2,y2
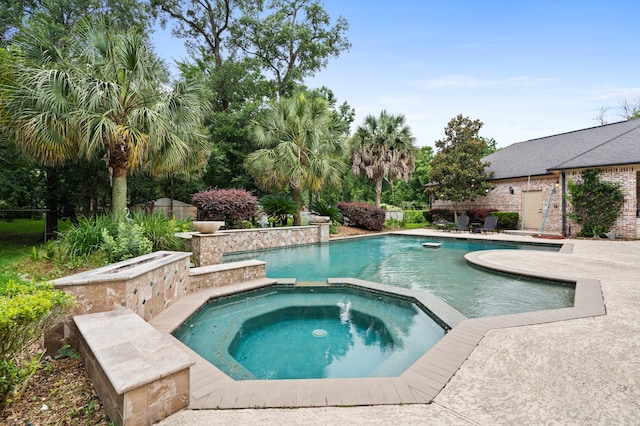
[{"x1": 509, "y1": 186, "x2": 514, "y2": 195}]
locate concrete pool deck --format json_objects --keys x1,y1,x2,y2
[{"x1": 156, "y1": 230, "x2": 640, "y2": 425}]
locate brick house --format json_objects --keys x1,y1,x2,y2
[{"x1": 433, "y1": 119, "x2": 640, "y2": 239}]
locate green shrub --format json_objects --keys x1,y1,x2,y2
[
  {"x1": 46, "y1": 215, "x2": 119, "y2": 264},
  {"x1": 260, "y1": 194, "x2": 299, "y2": 227},
  {"x1": 311, "y1": 199, "x2": 342, "y2": 224},
  {"x1": 492, "y1": 211, "x2": 519, "y2": 230},
  {"x1": 380, "y1": 203, "x2": 402, "y2": 212},
  {"x1": 384, "y1": 218, "x2": 403, "y2": 229},
  {"x1": 133, "y1": 213, "x2": 190, "y2": 252},
  {"x1": 101, "y1": 222, "x2": 153, "y2": 263},
  {"x1": 0, "y1": 279, "x2": 76, "y2": 408},
  {"x1": 566, "y1": 170, "x2": 624, "y2": 237},
  {"x1": 403, "y1": 210, "x2": 428, "y2": 224},
  {"x1": 43, "y1": 214, "x2": 190, "y2": 267}
]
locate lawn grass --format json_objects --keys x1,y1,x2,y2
[
  {"x1": 403, "y1": 222, "x2": 429, "y2": 229},
  {"x1": 0, "y1": 219, "x2": 72, "y2": 283}
]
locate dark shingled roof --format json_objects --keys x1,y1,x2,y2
[{"x1": 483, "y1": 119, "x2": 640, "y2": 180}]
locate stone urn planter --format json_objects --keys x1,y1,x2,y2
[
  {"x1": 310, "y1": 215, "x2": 330, "y2": 224},
  {"x1": 193, "y1": 221, "x2": 225, "y2": 234}
]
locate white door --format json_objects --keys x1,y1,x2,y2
[{"x1": 522, "y1": 190, "x2": 543, "y2": 230}]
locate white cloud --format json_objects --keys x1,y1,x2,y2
[{"x1": 584, "y1": 85, "x2": 640, "y2": 102}]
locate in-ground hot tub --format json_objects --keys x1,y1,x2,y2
[{"x1": 173, "y1": 283, "x2": 459, "y2": 380}]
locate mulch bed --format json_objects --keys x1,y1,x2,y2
[{"x1": 1, "y1": 347, "x2": 111, "y2": 425}]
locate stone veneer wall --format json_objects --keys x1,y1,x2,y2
[
  {"x1": 51, "y1": 251, "x2": 192, "y2": 347},
  {"x1": 190, "y1": 223, "x2": 330, "y2": 266},
  {"x1": 189, "y1": 260, "x2": 267, "y2": 292}
]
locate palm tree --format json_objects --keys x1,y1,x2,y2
[
  {"x1": 351, "y1": 110, "x2": 417, "y2": 208},
  {"x1": 1, "y1": 20, "x2": 210, "y2": 218},
  {"x1": 245, "y1": 93, "x2": 347, "y2": 225}
]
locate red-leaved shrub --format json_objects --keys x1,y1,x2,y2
[
  {"x1": 192, "y1": 188, "x2": 259, "y2": 228},
  {"x1": 467, "y1": 208, "x2": 498, "y2": 224},
  {"x1": 337, "y1": 202, "x2": 386, "y2": 231}
]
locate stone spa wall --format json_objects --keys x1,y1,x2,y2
[{"x1": 190, "y1": 223, "x2": 331, "y2": 266}]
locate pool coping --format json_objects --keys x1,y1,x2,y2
[{"x1": 148, "y1": 245, "x2": 605, "y2": 409}]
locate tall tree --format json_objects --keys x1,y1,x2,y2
[
  {"x1": 152, "y1": 0, "x2": 264, "y2": 110},
  {"x1": 383, "y1": 145, "x2": 433, "y2": 209},
  {"x1": 2, "y1": 20, "x2": 211, "y2": 218},
  {"x1": 1, "y1": 0, "x2": 151, "y2": 46},
  {"x1": 234, "y1": 0, "x2": 351, "y2": 96},
  {"x1": 245, "y1": 92, "x2": 347, "y2": 225},
  {"x1": 1, "y1": 0, "x2": 152, "y2": 231},
  {"x1": 429, "y1": 114, "x2": 493, "y2": 219},
  {"x1": 152, "y1": 0, "x2": 255, "y2": 64},
  {"x1": 153, "y1": 0, "x2": 350, "y2": 100},
  {"x1": 350, "y1": 110, "x2": 417, "y2": 208},
  {"x1": 303, "y1": 86, "x2": 354, "y2": 205}
]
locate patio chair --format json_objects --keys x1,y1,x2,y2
[
  {"x1": 434, "y1": 218, "x2": 453, "y2": 231},
  {"x1": 481, "y1": 216, "x2": 498, "y2": 233},
  {"x1": 454, "y1": 215, "x2": 469, "y2": 232}
]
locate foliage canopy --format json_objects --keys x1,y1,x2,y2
[
  {"x1": 2, "y1": 20, "x2": 211, "y2": 217},
  {"x1": 245, "y1": 92, "x2": 347, "y2": 225},
  {"x1": 351, "y1": 110, "x2": 417, "y2": 208},
  {"x1": 429, "y1": 114, "x2": 493, "y2": 218}
]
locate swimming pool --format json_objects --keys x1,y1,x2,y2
[{"x1": 223, "y1": 235, "x2": 574, "y2": 318}]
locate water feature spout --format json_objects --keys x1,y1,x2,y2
[{"x1": 338, "y1": 301, "x2": 351, "y2": 323}]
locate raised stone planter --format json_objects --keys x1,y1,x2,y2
[
  {"x1": 74, "y1": 308, "x2": 193, "y2": 426},
  {"x1": 53, "y1": 251, "x2": 191, "y2": 321},
  {"x1": 50, "y1": 251, "x2": 191, "y2": 351}
]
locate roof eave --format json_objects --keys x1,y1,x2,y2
[{"x1": 549, "y1": 160, "x2": 640, "y2": 171}]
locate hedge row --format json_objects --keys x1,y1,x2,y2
[
  {"x1": 337, "y1": 202, "x2": 386, "y2": 231},
  {"x1": 491, "y1": 211, "x2": 519, "y2": 230}
]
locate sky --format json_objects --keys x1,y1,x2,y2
[{"x1": 152, "y1": 0, "x2": 640, "y2": 148}]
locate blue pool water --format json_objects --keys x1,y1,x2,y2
[
  {"x1": 223, "y1": 235, "x2": 574, "y2": 318},
  {"x1": 173, "y1": 285, "x2": 446, "y2": 380}
]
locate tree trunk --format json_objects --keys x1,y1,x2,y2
[
  {"x1": 44, "y1": 167, "x2": 58, "y2": 241},
  {"x1": 292, "y1": 186, "x2": 302, "y2": 226},
  {"x1": 375, "y1": 177, "x2": 383, "y2": 208},
  {"x1": 112, "y1": 166, "x2": 128, "y2": 220}
]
